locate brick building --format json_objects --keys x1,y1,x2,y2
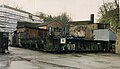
[{"x1": 37, "y1": 21, "x2": 63, "y2": 36}]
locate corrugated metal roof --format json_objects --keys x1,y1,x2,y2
[
  {"x1": 0, "y1": 5, "x2": 41, "y2": 18},
  {"x1": 69, "y1": 20, "x2": 92, "y2": 25},
  {"x1": 0, "y1": 5, "x2": 31, "y2": 15},
  {"x1": 36, "y1": 21, "x2": 63, "y2": 27}
]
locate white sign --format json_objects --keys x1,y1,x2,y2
[{"x1": 60, "y1": 38, "x2": 66, "y2": 44}]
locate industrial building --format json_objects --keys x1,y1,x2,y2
[
  {"x1": 0, "y1": 5, "x2": 42, "y2": 33},
  {"x1": 0, "y1": 5, "x2": 43, "y2": 53}
]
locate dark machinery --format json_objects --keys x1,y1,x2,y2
[
  {"x1": 12, "y1": 25, "x2": 116, "y2": 53},
  {"x1": 12, "y1": 26, "x2": 48, "y2": 51},
  {"x1": 0, "y1": 32, "x2": 9, "y2": 53}
]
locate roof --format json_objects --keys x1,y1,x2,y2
[
  {"x1": 0, "y1": 5, "x2": 31, "y2": 15},
  {"x1": 36, "y1": 21, "x2": 63, "y2": 27},
  {"x1": 0, "y1": 5, "x2": 40, "y2": 18},
  {"x1": 18, "y1": 26, "x2": 48, "y2": 31},
  {"x1": 68, "y1": 20, "x2": 92, "y2": 25},
  {"x1": 36, "y1": 22, "x2": 51, "y2": 27},
  {"x1": 17, "y1": 21, "x2": 40, "y2": 29}
]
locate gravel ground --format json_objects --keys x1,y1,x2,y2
[{"x1": 0, "y1": 47, "x2": 120, "y2": 69}]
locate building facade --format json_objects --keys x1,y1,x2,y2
[
  {"x1": 37, "y1": 21, "x2": 63, "y2": 36},
  {"x1": 69, "y1": 21, "x2": 110, "y2": 40},
  {"x1": 69, "y1": 21, "x2": 97, "y2": 40},
  {"x1": 0, "y1": 5, "x2": 42, "y2": 33}
]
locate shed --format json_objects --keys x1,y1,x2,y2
[
  {"x1": 93, "y1": 29, "x2": 116, "y2": 41},
  {"x1": 36, "y1": 21, "x2": 64, "y2": 36}
]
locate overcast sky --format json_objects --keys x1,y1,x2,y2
[{"x1": 1, "y1": 0, "x2": 114, "y2": 22}]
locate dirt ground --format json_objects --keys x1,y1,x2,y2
[{"x1": 0, "y1": 47, "x2": 120, "y2": 69}]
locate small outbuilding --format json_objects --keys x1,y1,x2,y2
[
  {"x1": 93, "y1": 29, "x2": 116, "y2": 52},
  {"x1": 37, "y1": 21, "x2": 64, "y2": 36}
]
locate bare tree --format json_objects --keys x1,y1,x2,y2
[
  {"x1": 98, "y1": 0, "x2": 119, "y2": 32},
  {"x1": 35, "y1": 12, "x2": 47, "y2": 21},
  {"x1": 35, "y1": 12, "x2": 71, "y2": 23},
  {"x1": 13, "y1": 3, "x2": 23, "y2": 10}
]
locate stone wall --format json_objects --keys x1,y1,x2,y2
[
  {"x1": 116, "y1": 29, "x2": 120, "y2": 54},
  {"x1": 69, "y1": 24, "x2": 97, "y2": 40}
]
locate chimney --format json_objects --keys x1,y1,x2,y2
[{"x1": 90, "y1": 14, "x2": 94, "y2": 23}]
